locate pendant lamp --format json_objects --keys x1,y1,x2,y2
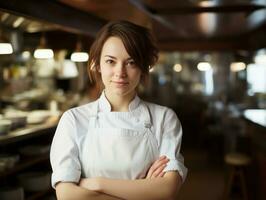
[
  {"x1": 33, "y1": 33, "x2": 54, "y2": 59},
  {"x1": 0, "y1": 30, "x2": 13, "y2": 54},
  {"x1": 70, "y1": 37, "x2": 89, "y2": 62}
]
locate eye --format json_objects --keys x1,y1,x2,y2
[
  {"x1": 126, "y1": 60, "x2": 136, "y2": 67},
  {"x1": 105, "y1": 59, "x2": 115, "y2": 64}
]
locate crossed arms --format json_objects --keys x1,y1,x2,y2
[{"x1": 55, "y1": 156, "x2": 182, "y2": 200}]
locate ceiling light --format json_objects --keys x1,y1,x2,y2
[
  {"x1": 197, "y1": 62, "x2": 212, "y2": 71},
  {"x1": 34, "y1": 49, "x2": 54, "y2": 59},
  {"x1": 22, "y1": 51, "x2": 31, "y2": 60},
  {"x1": 190, "y1": 0, "x2": 216, "y2": 7},
  {"x1": 13, "y1": 17, "x2": 24, "y2": 28},
  {"x1": 0, "y1": 31, "x2": 13, "y2": 54},
  {"x1": 0, "y1": 43, "x2": 13, "y2": 54},
  {"x1": 71, "y1": 52, "x2": 89, "y2": 62},
  {"x1": 199, "y1": 0, "x2": 216, "y2": 7},
  {"x1": 71, "y1": 37, "x2": 88, "y2": 62},
  {"x1": 34, "y1": 33, "x2": 54, "y2": 59},
  {"x1": 173, "y1": 64, "x2": 182, "y2": 72},
  {"x1": 230, "y1": 62, "x2": 246, "y2": 72}
]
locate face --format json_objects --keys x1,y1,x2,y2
[{"x1": 99, "y1": 36, "x2": 141, "y2": 99}]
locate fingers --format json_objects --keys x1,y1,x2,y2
[
  {"x1": 158, "y1": 171, "x2": 166, "y2": 177},
  {"x1": 146, "y1": 156, "x2": 166, "y2": 178},
  {"x1": 146, "y1": 156, "x2": 169, "y2": 179},
  {"x1": 151, "y1": 163, "x2": 167, "y2": 178}
]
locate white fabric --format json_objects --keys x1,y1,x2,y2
[{"x1": 50, "y1": 92, "x2": 187, "y2": 188}]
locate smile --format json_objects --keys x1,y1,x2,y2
[{"x1": 111, "y1": 81, "x2": 129, "y2": 86}]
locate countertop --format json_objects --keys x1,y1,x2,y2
[{"x1": 0, "y1": 121, "x2": 58, "y2": 145}]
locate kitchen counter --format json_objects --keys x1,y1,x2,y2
[{"x1": 0, "y1": 120, "x2": 57, "y2": 145}]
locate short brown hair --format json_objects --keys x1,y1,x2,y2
[{"x1": 88, "y1": 20, "x2": 158, "y2": 84}]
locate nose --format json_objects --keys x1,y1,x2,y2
[{"x1": 114, "y1": 63, "x2": 127, "y2": 78}]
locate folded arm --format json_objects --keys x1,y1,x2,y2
[
  {"x1": 55, "y1": 182, "x2": 124, "y2": 200},
  {"x1": 80, "y1": 157, "x2": 182, "y2": 200}
]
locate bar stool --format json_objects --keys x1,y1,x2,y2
[{"x1": 224, "y1": 152, "x2": 251, "y2": 200}]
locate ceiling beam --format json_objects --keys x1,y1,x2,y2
[
  {"x1": 150, "y1": 4, "x2": 266, "y2": 15},
  {"x1": 128, "y1": 0, "x2": 176, "y2": 31},
  {"x1": 157, "y1": 38, "x2": 256, "y2": 51},
  {"x1": 0, "y1": 0, "x2": 107, "y2": 36}
]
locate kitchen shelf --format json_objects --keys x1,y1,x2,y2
[
  {"x1": 0, "y1": 154, "x2": 49, "y2": 178},
  {"x1": 0, "y1": 119, "x2": 58, "y2": 199},
  {"x1": 0, "y1": 122, "x2": 57, "y2": 145}
]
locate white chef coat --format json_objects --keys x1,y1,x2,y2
[{"x1": 50, "y1": 92, "x2": 187, "y2": 188}]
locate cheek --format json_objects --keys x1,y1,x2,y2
[{"x1": 100, "y1": 65, "x2": 113, "y2": 80}]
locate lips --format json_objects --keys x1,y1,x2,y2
[
  {"x1": 112, "y1": 80, "x2": 128, "y2": 84},
  {"x1": 112, "y1": 80, "x2": 129, "y2": 86}
]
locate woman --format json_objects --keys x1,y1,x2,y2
[{"x1": 50, "y1": 20, "x2": 187, "y2": 200}]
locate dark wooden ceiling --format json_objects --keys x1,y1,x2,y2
[{"x1": 1, "y1": 0, "x2": 266, "y2": 51}]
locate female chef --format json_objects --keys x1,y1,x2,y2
[{"x1": 50, "y1": 20, "x2": 187, "y2": 200}]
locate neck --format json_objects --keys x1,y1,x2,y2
[{"x1": 104, "y1": 91, "x2": 136, "y2": 112}]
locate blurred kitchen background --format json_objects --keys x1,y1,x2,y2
[{"x1": 0, "y1": 0, "x2": 266, "y2": 200}]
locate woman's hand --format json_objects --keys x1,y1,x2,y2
[
  {"x1": 145, "y1": 155, "x2": 169, "y2": 179},
  {"x1": 79, "y1": 177, "x2": 102, "y2": 192}
]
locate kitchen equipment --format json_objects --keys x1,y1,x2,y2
[
  {"x1": 0, "y1": 154, "x2": 20, "y2": 169},
  {"x1": 27, "y1": 110, "x2": 51, "y2": 124},
  {"x1": 0, "y1": 186, "x2": 24, "y2": 200},
  {"x1": 4, "y1": 110, "x2": 28, "y2": 129},
  {"x1": 17, "y1": 171, "x2": 51, "y2": 192},
  {"x1": 0, "y1": 119, "x2": 12, "y2": 135}
]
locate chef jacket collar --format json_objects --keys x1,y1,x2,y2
[{"x1": 98, "y1": 91, "x2": 141, "y2": 112}]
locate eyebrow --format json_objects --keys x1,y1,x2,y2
[{"x1": 104, "y1": 55, "x2": 133, "y2": 60}]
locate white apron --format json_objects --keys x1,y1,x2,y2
[{"x1": 80, "y1": 101, "x2": 159, "y2": 180}]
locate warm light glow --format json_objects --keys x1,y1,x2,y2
[
  {"x1": 13, "y1": 17, "x2": 24, "y2": 28},
  {"x1": 22, "y1": 51, "x2": 31, "y2": 59},
  {"x1": 230, "y1": 62, "x2": 246, "y2": 72},
  {"x1": 199, "y1": 0, "x2": 216, "y2": 7},
  {"x1": 254, "y1": 54, "x2": 266, "y2": 64},
  {"x1": 34, "y1": 48, "x2": 54, "y2": 59},
  {"x1": 198, "y1": 13, "x2": 217, "y2": 35},
  {"x1": 0, "y1": 43, "x2": 13, "y2": 54},
  {"x1": 173, "y1": 64, "x2": 182, "y2": 72},
  {"x1": 247, "y1": 63, "x2": 266, "y2": 94},
  {"x1": 70, "y1": 52, "x2": 89, "y2": 62},
  {"x1": 197, "y1": 62, "x2": 212, "y2": 71},
  {"x1": 58, "y1": 60, "x2": 78, "y2": 78}
]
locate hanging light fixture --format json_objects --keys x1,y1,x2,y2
[
  {"x1": 230, "y1": 62, "x2": 246, "y2": 72},
  {"x1": 0, "y1": 30, "x2": 13, "y2": 55},
  {"x1": 197, "y1": 62, "x2": 212, "y2": 71},
  {"x1": 33, "y1": 33, "x2": 54, "y2": 59},
  {"x1": 173, "y1": 64, "x2": 182, "y2": 72},
  {"x1": 70, "y1": 37, "x2": 89, "y2": 62}
]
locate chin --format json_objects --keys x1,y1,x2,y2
[{"x1": 112, "y1": 88, "x2": 135, "y2": 97}]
